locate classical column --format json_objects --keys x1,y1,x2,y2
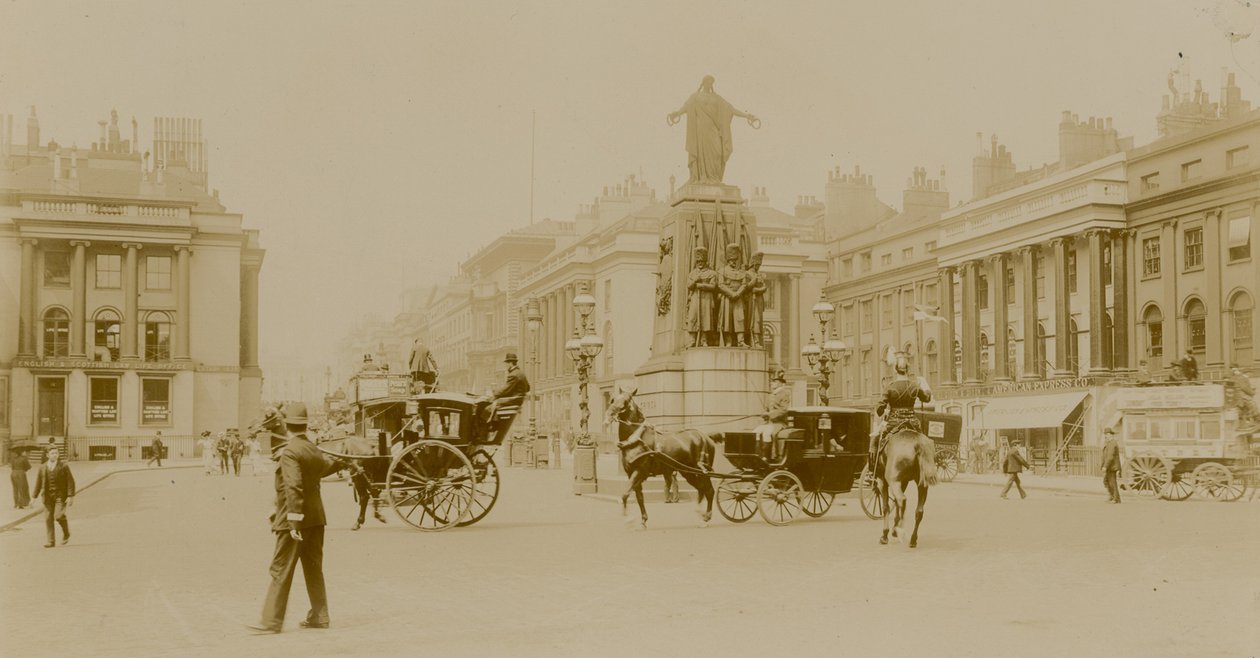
[
  {"x1": 960, "y1": 260, "x2": 981, "y2": 384},
  {"x1": 241, "y1": 264, "x2": 260, "y2": 368},
  {"x1": 1085, "y1": 229, "x2": 1109, "y2": 374},
  {"x1": 989, "y1": 253, "x2": 1010, "y2": 382},
  {"x1": 1050, "y1": 237, "x2": 1071, "y2": 376},
  {"x1": 18, "y1": 238, "x2": 37, "y2": 356},
  {"x1": 1019, "y1": 245, "x2": 1040, "y2": 379},
  {"x1": 938, "y1": 266, "x2": 956, "y2": 385},
  {"x1": 1204, "y1": 209, "x2": 1224, "y2": 367},
  {"x1": 69, "y1": 240, "x2": 90, "y2": 357},
  {"x1": 871, "y1": 294, "x2": 883, "y2": 390},
  {"x1": 1112, "y1": 229, "x2": 1131, "y2": 372},
  {"x1": 122, "y1": 243, "x2": 141, "y2": 360},
  {"x1": 1160, "y1": 220, "x2": 1179, "y2": 356},
  {"x1": 788, "y1": 274, "x2": 801, "y2": 371},
  {"x1": 175, "y1": 246, "x2": 192, "y2": 360}
]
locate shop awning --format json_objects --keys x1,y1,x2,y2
[{"x1": 971, "y1": 391, "x2": 1089, "y2": 430}]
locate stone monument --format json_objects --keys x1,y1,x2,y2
[{"x1": 635, "y1": 76, "x2": 769, "y2": 431}]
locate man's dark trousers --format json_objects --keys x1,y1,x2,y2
[
  {"x1": 44, "y1": 500, "x2": 68, "y2": 545},
  {"x1": 1104, "y1": 468, "x2": 1121, "y2": 502},
  {"x1": 261, "y1": 525, "x2": 328, "y2": 628}
]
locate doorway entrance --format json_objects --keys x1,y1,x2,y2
[{"x1": 37, "y1": 377, "x2": 66, "y2": 438}]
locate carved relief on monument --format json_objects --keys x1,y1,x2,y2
[{"x1": 655, "y1": 236, "x2": 674, "y2": 316}]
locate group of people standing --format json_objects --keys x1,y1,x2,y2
[
  {"x1": 685, "y1": 244, "x2": 767, "y2": 348},
  {"x1": 199, "y1": 430, "x2": 263, "y2": 476}
]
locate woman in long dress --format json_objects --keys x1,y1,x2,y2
[{"x1": 10, "y1": 450, "x2": 31, "y2": 509}]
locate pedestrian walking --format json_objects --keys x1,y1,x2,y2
[
  {"x1": 199, "y1": 431, "x2": 216, "y2": 475},
  {"x1": 229, "y1": 431, "x2": 245, "y2": 476},
  {"x1": 1101, "y1": 428, "x2": 1122, "y2": 504},
  {"x1": 10, "y1": 449, "x2": 32, "y2": 509},
  {"x1": 147, "y1": 431, "x2": 164, "y2": 467},
  {"x1": 1001, "y1": 439, "x2": 1031, "y2": 499},
  {"x1": 216, "y1": 432, "x2": 230, "y2": 475},
  {"x1": 32, "y1": 446, "x2": 75, "y2": 548},
  {"x1": 249, "y1": 403, "x2": 347, "y2": 634}
]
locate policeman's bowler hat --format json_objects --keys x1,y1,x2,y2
[
  {"x1": 283, "y1": 402, "x2": 310, "y2": 428},
  {"x1": 504, "y1": 353, "x2": 518, "y2": 363}
]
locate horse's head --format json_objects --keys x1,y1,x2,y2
[{"x1": 604, "y1": 384, "x2": 642, "y2": 433}]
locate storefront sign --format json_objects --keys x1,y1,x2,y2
[
  {"x1": 948, "y1": 376, "x2": 1101, "y2": 398},
  {"x1": 13, "y1": 358, "x2": 188, "y2": 371},
  {"x1": 1115, "y1": 385, "x2": 1224, "y2": 410}
]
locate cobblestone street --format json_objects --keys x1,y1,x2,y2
[{"x1": 1, "y1": 462, "x2": 1256, "y2": 657}]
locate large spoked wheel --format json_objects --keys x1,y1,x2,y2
[
  {"x1": 801, "y1": 489, "x2": 835, "y2": 518},
  {"x1": 935, "y1": 447, "x2": 959, "y2": 483},
  {"x1": 757, "y1": 470, "x2": 804, "y2": 526},
  {"x1": 1126, "y1": 454, "x2": 1171, "y2": 498},
  {"x1": 716, "y1": 479, "x2": 757, "y2": 523},
  {"x1": 457, "y1": 449, "x2": 500, "y2": 527},
  {"x1": 1160, "y1": 471, "x2": 1196, "y2": 501},
  {"x1": 385, "y1": 440, "x2": 475, "y2": 531},
  {"x1": 1192, "y1": 462, "x2": 1245, "y2": 501},
  {"x1": 858, "y1": 464, "x2": 886, "y2": 520}
]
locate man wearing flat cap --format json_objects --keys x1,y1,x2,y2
[
  {"x1": 478, "y1": 353, "x2": 531, "y2": 435},
  {"x1": 250, "y1": 402, "x2": 347, "y2": 634}
]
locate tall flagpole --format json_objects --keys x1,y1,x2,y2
[{"x1": 530, "y1": 110, "x2": 536, "y2": 225}]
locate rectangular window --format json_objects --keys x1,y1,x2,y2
[
  {"x1": 145, "y1": 319, "x2": 171, "y2": 361},
  {"x1": 146, "y1": 256, "x2": 172, "y2": 290},
  {"x1": 925, "y1": 241, "x2": 937, "y2": 252},
  {"x1": 1142, "y1": 236, "x2": 1161, "y2": 276},
  {"x1": 901, "y1": 247, "x2": 913, "y2": 261},
  {"x1": 924, "y1": 283, "x2": 938, "y2": 307},
  {"x1": 141, "y1": 378, "x2": 171, "y2": 425},
  {"x1": 843, "y1": 305, "x2": 855, "y2": 335},
  {"x1": 1234, "y1": 307, "x2": 1253, "y2": 350},
  {"x1": 1181, "y1": 159, "x2": 1202, "y2": 182},
  {"x1": 44, "y1": 252, "x2": 70, "y2": 286},
  {"x1": 1066, "y1": 247, "x2": 1077, "y2": 293},
  {"x1": 1005, "y1": 267, "x2": 1015, "y2": 304},
  {"x1": 1190, "y1": 315, "x2": 1206, "y2": 353},
  {"x1": 1148, "y1": 321, "x2": 1163, "y2": 358},
  {"x1": 95, "y1": 254, "x2": 122, "y2": 288},
  {"x1": 1201, "y1": 415, "x2": 1221, "y2": 442},
  {"x1": 880, "y1": 253, "x2": 892, "y2": 266},
  {"x1": 842, "y1": 258, "x2": 853, "y2": 278},
  {"x1": 1228, "y1": 216, "x2": 1251, "y2": 261},
  {"x1": 860, "y1": 300, "x2": 873, "y2": 331},
  {"x1": 881, "y1": 294, "x2": 893, "y2": 328},
  {"x1": 1140, "y1": 173, "x2": 1160, "y2": 193},
  {"x1": 860, "y1": 251, "x2": 872, "y2": 273},
  {"x1": 903, "y1": 293, "x2": 914, "y2": 324},
  {"x1": 1227, "y1": 146, "x2": 1250, "y2": 170},
  {"x1": 89, "y1": 377, "x2": 120, "y2": 425},
  {"x1": 977, "y1": 274, "x2": 989, "y2": 310},
  {"x1": 1184, "y1": 227, "x2": 1204, "y2": 269}
]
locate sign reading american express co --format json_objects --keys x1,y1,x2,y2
[{"x1": 949, "y1": 377, "x2": 1100, "y2": 398}]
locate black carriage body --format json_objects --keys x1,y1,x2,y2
[
  {"x1": 722, "y1": 407, "x2": 869, "y2": 495},
  {"x1": 915, "y1": 410, "x2": 962, "y2": 449}
]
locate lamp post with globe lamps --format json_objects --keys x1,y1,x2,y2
[
  {"x1": 569, "y1": 283, "x2": 603, "y2": 493},
  {"x1": 802, "y1": 293, "x2": 847, "y2": 406},
  {"x1": 525, "y1": 298, "x2": 543, "y2": 446}
]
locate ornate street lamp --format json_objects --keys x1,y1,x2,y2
[
  {"x1": 802, "y1": 293, "x2": 846, "y2": 406},
  {"x1": 570, "y1": 282, "x2": 602, "y2": 494}
]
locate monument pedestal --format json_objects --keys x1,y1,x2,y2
[{"x1": 635, "y1": 348, "x2": 769, "y2": 432}]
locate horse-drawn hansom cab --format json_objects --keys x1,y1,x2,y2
[{"x1": 306, "y1": 377, "x2": 524, "y2": 532}]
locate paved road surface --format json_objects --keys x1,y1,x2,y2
[{"x1": 1, "y1": 464, "x2": 1256, "y2": 657}]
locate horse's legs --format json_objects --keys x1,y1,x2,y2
[
  {"x1": 352, "y1": 474, "x2": 369, "y2": 530},
  {"x1": 888, "y1": 477, "x2": 907, "y2": 542},
  {"x1": 664, "y1": 470, "x2": 680, "y2": 503},
  {"x1": 621, "y1": 468, "x2": 650, "y2": 528},
  {"x1": 909, "y1": 482, "x2": 929, "y2": 548},
  {"x1": 680, "y1": 472, "x2": 714, "y2": 526},
  {"x1": 879, "y1": 476, "x2": 891, "y2": 545}
]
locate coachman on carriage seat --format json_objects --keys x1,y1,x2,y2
[{"x1": 477, "y1": 353, "x2": 531, "y2": 435}]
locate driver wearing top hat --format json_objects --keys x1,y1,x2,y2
[{"x1": 478, "y1": 353, "x2": 531, "y2": 434}]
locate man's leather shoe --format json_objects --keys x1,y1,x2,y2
[
  {"x1": 62, "y1": 532, "x2": 70, "y2": 545},
  {"x1": 299, "y1": 620, "x2": 329, "y2": 629},
  {"x1": 246, "y1": 623, "x2": 281, "y2": 634},
  {"x1": 43, "y1": 542, "x2": 54, "y2": 548}
]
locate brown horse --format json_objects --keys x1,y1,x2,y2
[
  {"x1": 875, "y1": 427, "x2": 938, "y2": 548},
  {"x1": 604, "y1": 385, "x2": 716, "y2": 529}
]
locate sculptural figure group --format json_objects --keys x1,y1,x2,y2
[{"x1": 686, "y1": 244, "x2": 766, "y2": 348}]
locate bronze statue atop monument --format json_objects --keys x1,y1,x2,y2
[{"x1": 667, "y1": 75, "x2": 760, "y2": 185}]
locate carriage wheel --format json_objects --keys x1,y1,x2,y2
[
  {"x1": 716, "y1": 480, "x2": 757, "y2": 523},
  {"x1": 1160, "y1": 471, "x2": 1196, "y2": 501},
  {"x1": 1126, "y1": 454, "x2": 1171, "y2": 498},
  {"x1": 756, "y1": 470, "x2": 803, "y2": 526},
  {"x1": 1192, "y1": 462, "x2": 1245, "y2": 502},
  {"x1": 801, "y1": 489, "x2": 835, "y2": 518},
  {"x1": 858, "y1": 464, "x2": 886, "y2": 520},
  {"x1": 457, "y1": 450, "x2": 500, "y2": 527},
  {"x1": 935, "y1": 447, "x2": 959, "y2": 483},
  {"x1": 385, "y1": 440, "x2": 475, "y2": 531}
]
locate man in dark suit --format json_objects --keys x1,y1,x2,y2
[
  {"x1": 146, "y1": 431, "x2": 164, "y2": 467},
  {"x1": 1000, "y1": 440, "x2": 1031, "y2": 499},
  {"x1": 32, "y1": 445, "x2": 75, "y2": 548},
  {"x1": 250, "y1": 402, "x2": 346, "y2": 634},
  {"x1": 1101, "y1": 427, "x2": 1122, "y2": 504},
  {"x1": 477, "y1": 353, "x2": 531, "y2": 435},
  {"x1": 408, "y1": 337, "x2": 439, "y2": 393}
]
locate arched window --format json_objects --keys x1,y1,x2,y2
[
  {"x1": 763, "y1": 323, "x2": 778, "y2": 366},
  {"x1": 42, "y1": 308, "x2": 70, "y2": 357},
  {"x1": 1143, "y1": 304, "x2": 1164, "y2": 372},
  {"x1": 1230, "y1": 291, "x2": 1254, "y2": 364},
  {"x1": 1066, "y1": 318, "x2": 1080, "y2": 375},
  {"x1": 94, "y1": 309, "x2": 121, "y2": 361},
  {"x1": 145, "y1": 311, "x2": 172, "y2": 362},
  {"x1": 979, "y1": 332, "x2": 991, "y2": 381},
  {"x1": 603, "y1": 321, "x2": 614, "y2": 374},
  {"x1": 1007, "y1": 326, "x2": 1018, "y2": 380},
  {"x1": 925, "y1": 340, "x2": 939, "y2": 387},
  {"x1": 902, "y1": 341, "x2": 914, "y2": 365},
  {"x1": 1036, "y1": 323, "x2": 1048, "y2": 378},
  {"x1": 1184, "y1": 298, "x2": 1207, "y2": 355}
]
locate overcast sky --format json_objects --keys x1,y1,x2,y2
[{"x1": 4, "y1": 0, "x2": 1260, "y2": 385}]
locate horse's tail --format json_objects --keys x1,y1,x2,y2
[{"x1": 916, "y1": 434, "x2": 939, "y2": 487}]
